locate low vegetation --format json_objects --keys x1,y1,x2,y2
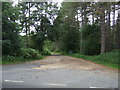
[
  {"x1": 67, "y1": 50, "x2": 119, "y2": 69},
  {"x1": 2, "y1": 48, "x2": 44, "y2": 65},
  {"x1": 2, "y1": 56, "x2": 40, "y2": 64},
  {"x1": 2, "y1": 56, "x2": 44, "y2": 65}
]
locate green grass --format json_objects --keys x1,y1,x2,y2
[
  {"x1": 67, "y1": 50, "x2": 119, "y2": 69},
  {"x1": 1, "y1": 55, "x2": 44, "y2": 65}
]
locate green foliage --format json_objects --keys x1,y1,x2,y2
[
  {"x1": 81, "y1": 24, "x2": 101, "y2": 55},
  {"x1": 67, "y1": 50, "x2": 119, "y2": 69},
  {"x1": 41, "y1": 50, "x2": 51, "y2": 55},
  {"x1": 20, "y1": 48, "x2": 41, "y2": 59},
  {"x1": 2, "y1": 2, "x2": 21, "y2": 55},
  {"x1": 50, "y1": 2, "x2": 81, "y2": 53},
  {"x1": 41, "y1": 40, "x2": 53, "y2": 55},
  {"x1": 2, "y1": 47, "x2": 43, "y2": 64},
  {"x1": 92, "y1": 50, "x2": 118, "y2": 64},
  {"x1": 2, "y1": 55, "x2": 44, "y2": 64},
  {"x1": 62, "y1": 27, "x2": 80, "y2": 53},
  {"x1": 2, "y1": 40, "x2": 12, "y2": 55},
  {"x1": 2, "y1": 2, "x2": 118, "y2": 65},
  {"x1": 30, "y1": 32, "x2": 45, "y2": 52},
  {"x1": 2, "y1": 55, "x2": 24, "y2": 62},
  {"x1": 43, "y1": 40, "x2": 54, "y2": 52}
]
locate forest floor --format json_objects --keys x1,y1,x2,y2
[{"x1": 2, "y1": 55, "x2": 119, "y2": 88}]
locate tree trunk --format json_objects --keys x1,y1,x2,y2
[
  {"x1": 116, "y1": 4, "x2": 120, "y2": 50},
  {"x1": 83, "y1": 3, "x2": 87, "y2": 25},
  {"x1": 80, "y1": 31, "x2": 83, "y2": 54},
  {"x1": 25, "y1": 18, "x2": 28, "y2": 48},
  {"x1": 80, "y1": 4, "x2": 84, "y2": 54},
  {"x1": 92, "y1": 11, "x2": 94, "y2": 24},
  {"x1": 80, "y1": 3, "x2": 87, "y2": 54},
  {"x1": 106, "y1": 3, "x2": 112, "y2": 52},
  {"x1": 112, "y1": 4, "x2": 116, "y2": 49},
  {"x1": 28, "y1": 2, "x2": 31, "y2": 48},
  {"x1": 100, "y1": 8, "x2": 106, "y2": 54}
]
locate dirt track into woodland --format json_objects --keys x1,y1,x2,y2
[{"x1": 28, "y1": 55, "x2": 118, "y2": 72}]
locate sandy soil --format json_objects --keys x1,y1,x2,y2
[{"x1": 28, "y1": 55, "x2": 118, "y2": 72}]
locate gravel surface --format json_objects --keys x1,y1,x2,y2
[{"x1": 2, "y1": 55, "x2": 119, "y2": 88}]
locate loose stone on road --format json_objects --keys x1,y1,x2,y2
[{"x1": 2, "y1": 56, "x2": 118, "y2": 88}]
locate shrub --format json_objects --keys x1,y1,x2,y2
[
  {"x1": 2, "y1": 55, "x2": 43, "y2": 64},
  {"x1": 20, "y1": 48, "x2": 41, "y2": 59},
  {"x1": 92, "y1": 50, "x2": 118, "y2": 64},
  {"x1": 2, "y1": 48, "x2": 43, "y2": 64},
  {"x1": 2, "y1": 40, "x2": 12, "y2": 55},
  {"x1": 67, "y1": 50, "x2": 118, "y2": 69},
  {"x1": 2, "y1": 55, "x2": 24, "y2": 61},
  {"x1": 41, "y1": 50, "x2": 51, "y2": 55},
  {"x1": 81, "y1": 24, "x2": 100, "y2": 55},
  {"x1": 68, "y1": 50, "x2": 118, "y2": 64}
]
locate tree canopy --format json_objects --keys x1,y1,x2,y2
[{"x1": 2, "y1": 1, "x2": 119, "y2": 57}]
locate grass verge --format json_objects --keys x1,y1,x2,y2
[{"x1": 66, "y1": 50, "x2": 119, "y2": 69}]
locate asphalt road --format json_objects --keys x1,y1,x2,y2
[{"x1": 2, "y1": 56, "x2": 119, "y2": 88}]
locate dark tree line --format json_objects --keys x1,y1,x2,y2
[
  {"x1": 2, "y1": 1, "x2": 119, "y2": 57},
  {"x1": 52, "y1": 2, "x2": 119, "y2": 55}
]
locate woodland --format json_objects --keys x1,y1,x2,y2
[{"x1": 2, "y1": 1, "x2": 120, "y2": 68}]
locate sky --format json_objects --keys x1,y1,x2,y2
[
  {"x1": 12, "y1": 1, "x2": 119, "y2": 36},
  {"x1": 13, "y1": 0, "x2": 63, "y2": 6},
  {"x1": 13, "y1": 0, "x2": 63, "y2": 35}
]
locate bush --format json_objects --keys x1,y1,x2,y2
[
  {"x1": 81, "y1": 24, "x2": 100, "y2": 55},
  {"x1": 2, "y1": 55, "x2": 24, "y2": 62},
  {"x1": 2, "y1": 48, "x2": 43, "y2": 64},
  {"x1": 41, "y1": 50, "x2": 51, "y2": 55},
  {"x1": 68, "y1": 50, "x2": 118, "y2": 68},
  {"x1": 2, "y1": 55, "x2": 43, "y2": 64},
  {"x1": 2, "y1": 40, "x2": 12, "y2": 55},
  {"x1": 20, "y1": 48, "x2": 41, "y2": 59},
  {"x1": 92, "y1": 50, "x2": 118, "y2": 64}
]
